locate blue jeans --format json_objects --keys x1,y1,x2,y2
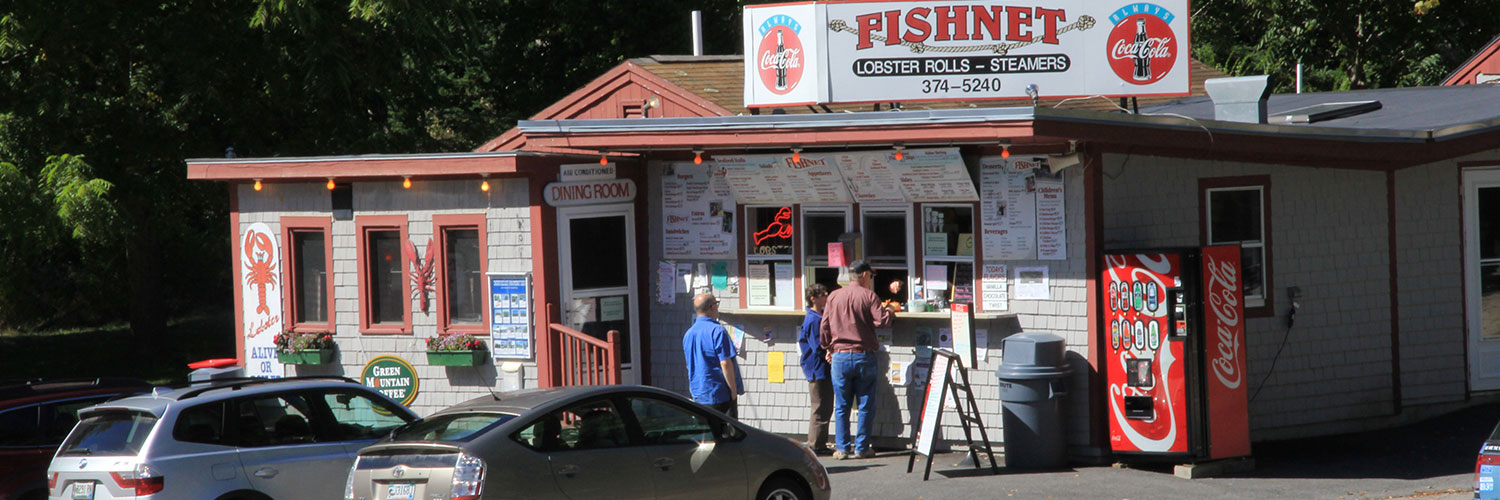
[{"x1": 831, "y1": 352, "x2": 876, "y2": 453}]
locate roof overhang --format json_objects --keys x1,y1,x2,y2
[
  {"x1": 186, "y1": 151, "x2": 598, "y2": 182},
  {"x1": 517, "y1": 105, "x2": 1500, "y2": 170}
]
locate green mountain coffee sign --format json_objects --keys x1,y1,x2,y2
[{"x1": 362, "y1": 355, "x2": 419, "y2": 406}]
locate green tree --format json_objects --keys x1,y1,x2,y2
[{"x1": 1192, "y1": 0, "x2": 1500, "y2": 92}]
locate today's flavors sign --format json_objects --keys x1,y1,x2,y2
[{"x1": 744, "y1": 1, "x2": 1189, "y2": 107}]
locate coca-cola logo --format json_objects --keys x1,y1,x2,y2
[
  {"x1": 1204, "y1": 256, "x2": 1243, "y2": 389},
  {"x1": 757, "y1": 14, "x2": 806, "y2": 95},
  {"x1": 1103, "y1": 3, "x2": 1178, "y2": 85}
]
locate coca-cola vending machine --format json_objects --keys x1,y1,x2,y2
[{"x1": 1102, "y1": 246, "x2": 1250, "y2": 461}]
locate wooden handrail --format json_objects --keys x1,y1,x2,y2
[{"x1": 550, "y1": 320, "x2": 622, "y2": 387}]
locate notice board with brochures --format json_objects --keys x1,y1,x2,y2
[{"x1": 489, "y1": 273, "x2": 533, "y2": 360}]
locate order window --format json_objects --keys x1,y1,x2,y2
[
  {"x1": 861, "y1": 207, "x2": 911, "y2": 306},
  {"x1": 436, "y1": 213, "x2": 487, "y2": 333},
  {"x1": 919, "y1": 204, "x2": 976, "y2": 311},
  {"x1": 801, "y1": 207, "x2": 851, "y2": 291},
  {"x1": 746, "y1": 205, "x2": 796, "y2": 308}
]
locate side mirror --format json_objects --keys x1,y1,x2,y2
[{"x1": 717, "y1": 420, "x2": 746, "y2": 442}]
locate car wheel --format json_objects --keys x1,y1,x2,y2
[{"x1": 756, "y1": 474, "x2": 810, "y2": 500}]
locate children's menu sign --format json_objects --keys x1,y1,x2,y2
[
  {"x1": 661, "y1": 162, "x2": 737, "y2": 259},
  {"x1": 489, "y1": 273, "x2": 533, "y2": 359}
]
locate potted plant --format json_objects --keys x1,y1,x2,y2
[
  {"x1": 274, "y1": 330, "x2": 336, "y2": 365},
  {"x1": 426, "y1": 333, "x2": 488, "y2": 366}
]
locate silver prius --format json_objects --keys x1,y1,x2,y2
[{"x1": 345, "y1": 385, "x2": 831, "y2": 500}]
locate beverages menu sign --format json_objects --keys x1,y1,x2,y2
[{"x1": 744, "y1": 1, "x2": 1189, "y2": 106}]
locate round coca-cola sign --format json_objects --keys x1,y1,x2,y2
[
  {"x1": 1104, "y1": 4, "x2": 1178, "y2": 86},
  {"x1": 756, "y1": 14, "x2": 805, "y2": 95}
]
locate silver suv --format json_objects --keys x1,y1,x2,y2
[{"x1": 46, "y1": 376, "x2": 418, "y2": 500}]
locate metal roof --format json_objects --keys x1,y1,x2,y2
[{"x1": 1140, "y1": 84, "x2": 1500, "y2": 139}]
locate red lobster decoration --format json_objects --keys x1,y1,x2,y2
[
  {"x1": 243, "y1": 230, "x2": 279, "y2": 317},
  {"x1": 408, "y1": 238, "x2": 436, "y2": 313},
  {"x1": 753, "y1": 206, "x2": 794, "y2": 244}
]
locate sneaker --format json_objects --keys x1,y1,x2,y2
[
  {"x1": 855, "y1": 448, "x2": 876, "y2": 459},
  {"x1": 832, "y1": 450, "x2": 849, "y2": 460}
]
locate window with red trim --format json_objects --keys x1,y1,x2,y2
[
  {"x1": 435, "y1": 214, "x2": 488, "y2": 333},
  {"x1": 282, "y1": 217, "x2": 333, "y2": 331},
  {"x1": 357, "y1": 215, "x2": 410, "y2": 334}
]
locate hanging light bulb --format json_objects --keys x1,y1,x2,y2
[
  {"x1": 599, "y1": 154, "x2": 608, "y2": 165},
  {"x1": 480, "y1": 174, "x2": 490, "y2": 192},
  {"x1": 1001, "y1": 145, "x2": 1011, "y2": 159},
  {"x1": 693, "y1": 149, "x2": 704, "y2": 165},
  {"x1": 326, "y1": 178, "x2": 335, "y2": 190},
  {"x1": 253, "y1": 179, "x2": 263, "y2": 191},
  {"x1": 893, "y1": 145, "x2": 905, "y2": 161},
  {"x1": 402, "y1": 176, "x2": 412, "y2": 189},
  {"x1": 791, "y1": 147, "x2": 803, "y2": 163}
]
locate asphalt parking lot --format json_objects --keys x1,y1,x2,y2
[{"x1": 817, "y1": 400, "x2": 1500, "y2": 499}]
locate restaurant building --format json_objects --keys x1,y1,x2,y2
[{"x1": 188, "y1": 1, "x2": 1500, "y2": 461}]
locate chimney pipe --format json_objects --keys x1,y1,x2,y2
[
  {"x1": 691, "y1": 11, "x2": 704, "y2": 56},
  {"x1": 1204, "y1": 75, "x2": 1271, "y2": 124}
]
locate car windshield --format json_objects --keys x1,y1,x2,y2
[
  {"x1": 391, "y1": 412, "x2": 517, "y2": 442},
  {"x1": 57, "y1": 410, "x2": 157, "y2": 456},
  {"x1": 1491, "y1": 421, "x2": 1500, "y2": 442}
]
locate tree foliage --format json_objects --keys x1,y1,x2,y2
[
  {"x1": 1191, "y1": 0, "x2": 1500, "y2": 92},
  {"x1": 0, "y1": 1, "x2": 744, "y2": 333}
]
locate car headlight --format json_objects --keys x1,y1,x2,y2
[{"x1": 790, "y1": 438, "x2": 831, "y2": 491}]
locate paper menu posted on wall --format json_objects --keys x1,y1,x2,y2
[
  {"x1": 676, "y1": 263, "x2": 694, "y2": 295},
  {"x1": 831, "y1": 151, "x2": 906, "y2": 202},
  {"x1": 1015, "y1": 266, "x2": 1051, "y2": 300},
  {"x1": 746, "y1": 264, "x2": 772, "y2": 307},
  {"x1": 768, "y1": 351, "x2": 785, "y2": 383},
  {"x1": 661, "y1": 162, "x2": 736, "y2": 259},
  {"x1": 1034, "y1": 170, "x2": 1067, "y2": 260},
  {"x1": 979, "y1": 156, "x2": 1039, "y2": 260},
  {"x1": 656, "y1": 261, "x2": 676, "y2": 304},
  {"x1": 773, "y1": 265, "x2": 795, "y2": 308},
  {"x1": 891, "y1": 148, "x2": 979, "y2": 202},
  {"x1": 981, "y1": 264, "x2": 1009, "y2": 311}
]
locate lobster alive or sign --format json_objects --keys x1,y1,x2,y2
[
  {"x1": 408, "y1": 238, "x2": 436, "y2": 313},
  {"x1": 240, "y1": 222, "x2": 284, "y2": 378}
]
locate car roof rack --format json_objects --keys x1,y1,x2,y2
[
  {"x1": 0, "y1": 377, "x2": 153, "y2": 401},
  {"x1": 173, "y1": 376, "x2": 362, "y2": 400}
]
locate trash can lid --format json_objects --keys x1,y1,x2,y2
[{"x1": 996, "y1": 332, "x2": 1072, "y2": 380}]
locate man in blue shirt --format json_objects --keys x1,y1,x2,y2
[
  {"x1": 799, "y1": 283, "x2": 833, "y2": 453},
  {"x1": 683, "y1": 292, "x2": 743, "y2": 418}
]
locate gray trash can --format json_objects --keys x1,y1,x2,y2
[{"x1": 995, "y1": 332, "x2": 1072, "y2": 468}]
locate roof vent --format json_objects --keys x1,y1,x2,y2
[
  {"x1": 1270, "y1": 100, "x2": 1382, "y2": 124},
  {"x1": 1204, "y1": 75, "x2": 1271, "y2": 124}
]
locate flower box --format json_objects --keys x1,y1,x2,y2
[
  {"x1": 426, "y1": 350, "x2": 486, "y2": 366},
  {"x1": 277, "y1": 349, "x2": 334, "y2": 365}
]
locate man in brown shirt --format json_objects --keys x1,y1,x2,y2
[{"x1": 819, "y1": 260, "x2": 895, "y2": 459}]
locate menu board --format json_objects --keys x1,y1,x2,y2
[
  {"x1": 832, "y1": 151, "x2": 907, "y2": 202},
  {"x1": 979, "y1": 156, "x2": 1040, "y2": 260},
  {"x1": 661, "y1": 162, "x2": 737, "y2": 259},
  {"x1": 714, "y1": 154, "x2": 853, "y2": 204},
  {"x1": 892, "y1": 148, "x2": 980, "y2": 202},
  {"x1": 489, "y1": 273, "x2": 533, "y2": 360},
  {"x1": 1035, "y1": 170, "x2": 1067, "y2": 260}
]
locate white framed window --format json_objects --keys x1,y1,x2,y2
[
  {"x1": 860, "y1": 205, "x2": 913, "y2": 306},
  {"x1": 1204, "y1": 183, "x2": 1269, "y2": 311},
  {"x1": 918, "y1": 203, "x2": 976, "y2": 312},
  {"x1": 745, "y1": 204, "x2": 796, "y2": 309},
  {"x1": 801, "y1": 205, "x2": 853, "y2": 291}
]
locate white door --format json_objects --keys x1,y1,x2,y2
[
  {"x1": 559, "y1": 204, "x2": 642, "y2": 385},
  {"x1": 1464, "y1": 168, "x2": 1500, "y2": 391}
]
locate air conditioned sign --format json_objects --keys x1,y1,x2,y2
[
  {"x1": 543, "y1": 178, "x2": 637, "y2": 207},
  {"x1": 743, "y1": 1, "x2": 1189, "y2": 107}
]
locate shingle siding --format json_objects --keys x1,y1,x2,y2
[{"x1": 237, "y1": 179, "x2": 537, "y2": 417}]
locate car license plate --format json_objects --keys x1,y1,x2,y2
[
  {"x1": 386, "y1": 483, "x2": 415, "y2": 500},
  {"x1": 71, "y1": 482, "x2": 95, "y2": 500}
]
